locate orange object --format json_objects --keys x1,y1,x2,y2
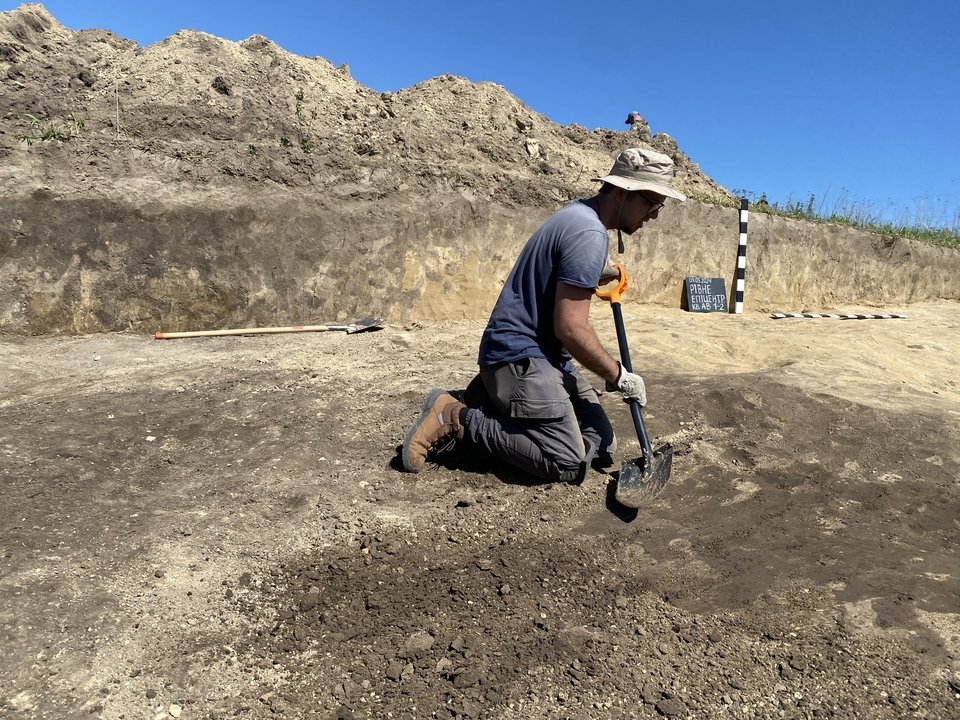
[{"x1": 595, "y1": 263, "x2": 629, "y2": 304}]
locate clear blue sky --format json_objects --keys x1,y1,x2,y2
[{"x1": 6, "y1": 1, "x2": 959, "y2": 228}]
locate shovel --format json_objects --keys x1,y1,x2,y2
[
  {"x1": 154, "y1": 316, "x2": 384, "y2": 340},
  {"x1": 596, "y1": 265, "x2": 673, "y2": 507}
]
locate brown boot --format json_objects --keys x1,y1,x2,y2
[{"x1": 401, "y1": 389, "x2": 466, "y2": 473}]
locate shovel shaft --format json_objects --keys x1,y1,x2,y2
[
  {"x1": 610, "y1": 300, "x2": 654, "y2": 460},
  {"x1": 154, "y1": 317, "x2": 383, "y2": 340},
  {"x1": 155, "y1": 324, "x2": 335, "y2": 339}
]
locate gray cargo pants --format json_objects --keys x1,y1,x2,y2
[{"x1": 462, "y1": 357, "x2": 616, "y2": 482}]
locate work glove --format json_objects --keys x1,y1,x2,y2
[{"x1": 606, "y1": 362, "x2": 646, "y2": 406}]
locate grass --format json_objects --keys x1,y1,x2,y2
[
  {"x1": 721, "y1": 189, "x2": 960, "y2": 249},
  {"x1": 16, "y1": 113, "x2": 85, "y2": 144}
]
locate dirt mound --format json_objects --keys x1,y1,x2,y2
[{"x1": 0, "y1": 4, "x2": 730, "y2": 204}]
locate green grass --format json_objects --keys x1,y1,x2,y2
[
  {"x1": 16, "y1": 113, "x2": 85, "y2": 144},
  {"x1": 714, "y1": 190, "x2": 960, "y2": 249}
]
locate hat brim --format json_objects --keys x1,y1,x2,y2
[{"x1": 593, "y1": 174, "x2": 687, "y2": 201}]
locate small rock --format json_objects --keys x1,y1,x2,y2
[
  {"x1": 460, "y1": 698, "x2": 482, "y2": 718},
  {"x1": 655, "y1": 698, "x2": 687, "y2": 717},
  {"x1": 399, "y1": 630, "x2": 434, "y2": 658},
  {"x1": 299, "y1": 586, "x2": 320, "y2": 612},
  {"x1": 453, "y1": 669, "x2": 482, "y2": 688},
  {"x1": 385, "y1": 660, "x2": 404, "y2": 680},
  {"x1": 641, "y1": 683, "x2": 660, "y2": 705},
  {"x1": 169, "y1": 705, "x2": 182, "y2": 718},
  {"x1": 211, "y1": 76, "x2": 231, "y2": 95}
]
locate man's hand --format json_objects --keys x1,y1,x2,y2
[
  {"x1": 606, "y1": 362, "x2": 646, "y2": 406},
  {"x1": 599, "y1": 257, "x2": 621, "y2": 284}
]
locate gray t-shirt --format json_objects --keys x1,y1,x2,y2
[{"x1": 478, "y1": 199, "x2": 608, "y2": 369}]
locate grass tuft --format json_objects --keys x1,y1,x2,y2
[{"x1": 16, "y1": 113, "x2": 85, "y2": 145}]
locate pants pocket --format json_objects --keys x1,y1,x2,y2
[{"x1": 508, "y1": 397, "x2": 566, "y2": 419}]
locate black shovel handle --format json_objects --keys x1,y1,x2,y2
[{"x1": 610, "y1": 300, "x2": 654, "y2": 463}]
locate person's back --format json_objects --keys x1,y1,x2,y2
[{"x1": 478, "y1": 199, "x2": 608, "y2": 370}]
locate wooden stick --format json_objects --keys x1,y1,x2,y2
[{"x1": 155, "y1": 324, "x2": 338, "y2": 340}]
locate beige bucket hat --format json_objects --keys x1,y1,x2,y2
[{"x1": 594, "y1": 147, "x2": 686, "y2": 201}]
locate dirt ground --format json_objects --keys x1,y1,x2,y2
[
  {"x1": 2, "y1": 302, "x2": 959, "y2": 719},
  {"x1": 2, "y1": 6, "x2": 960, "y2": 719}
]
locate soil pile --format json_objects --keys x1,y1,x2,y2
[{"x1": 0, "y1": 4, "x2": 729, "y2": 204}]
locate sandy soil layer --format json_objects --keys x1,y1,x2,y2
[{"x1": 2, "y1": 301, "x2": 959, "y2": 719}]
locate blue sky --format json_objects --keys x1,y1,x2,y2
[{"x1": 6, "y1": 1, "x2": 959, "y2": 228}]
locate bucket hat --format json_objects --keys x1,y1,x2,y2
[{"x1": 594, "y1": 147, "x2": 686, "y2": 201}]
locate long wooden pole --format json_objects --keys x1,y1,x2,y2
[{"x1": 155, "y1": 324, "x2": 340, "y2": 340}]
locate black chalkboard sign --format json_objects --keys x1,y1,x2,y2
[{"x1": 684, "y1": 277, "x2": 728, "y2": 313}]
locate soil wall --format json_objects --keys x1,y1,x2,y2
[{"x1": 1, "y1": 188, "x2": 958, "y2": 335}]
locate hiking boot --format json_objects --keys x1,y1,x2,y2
[{"x1": 401, "y1": 389, "x2": 466, "y2": 473}]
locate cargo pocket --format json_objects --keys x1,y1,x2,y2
[
  {"x1": 509, "y1": 397, "x2": 566, "y2": 419},
  {"x1": 508, "y1": 357, "x2": 568, "y2": 419}
]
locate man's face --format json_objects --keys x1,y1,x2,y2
[{"x1": 618, "y1": 190, "x2": 666, "y2": 233}]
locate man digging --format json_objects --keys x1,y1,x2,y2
[{"x1": 400, "y1": 148, "x2": 685, "y2": 483}]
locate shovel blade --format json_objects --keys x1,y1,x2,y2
[
  {"x1": 615, "y1": 444, "x2": 674, "y2": 508},
  {"x1": 343, "y1": 316, "x2": 385, "y2": 333}
]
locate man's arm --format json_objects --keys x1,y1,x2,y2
[{"x1": 554, "y1": 281, "x2": 620, "y2": 384}]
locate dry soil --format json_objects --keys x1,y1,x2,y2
[{"x1": 2, "y1": 303, "x2": 959, "y2": 719}]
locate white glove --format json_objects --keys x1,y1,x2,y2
[{"x1": 609, "y1": 362, "x2": 646, "y2": 406}]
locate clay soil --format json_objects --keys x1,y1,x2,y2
[{"x1": 2, "y1": 304, "x2": 959, "y2": 719}]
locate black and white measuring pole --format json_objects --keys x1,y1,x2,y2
[{"x1": 734, "y1": 198, "x2": 748, "y2": 314}]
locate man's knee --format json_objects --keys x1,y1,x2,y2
[{"x1": 553, "y1": 439, "x2": 596, "y2": 485}]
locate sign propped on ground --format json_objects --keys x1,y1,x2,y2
[{"x1": 684, "y1": 277, "x2": 728, "y2": 313}]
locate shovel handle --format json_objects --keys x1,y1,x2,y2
[
  {"x1": 155, "y1": 324, "x2": 335, "y2": 339},
  {"x1": 609, "y1": 294, "x2": 654, "y2": 463},
  {"x1": 595, "y1": 263, "x2": 629, "y2": 304}
]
